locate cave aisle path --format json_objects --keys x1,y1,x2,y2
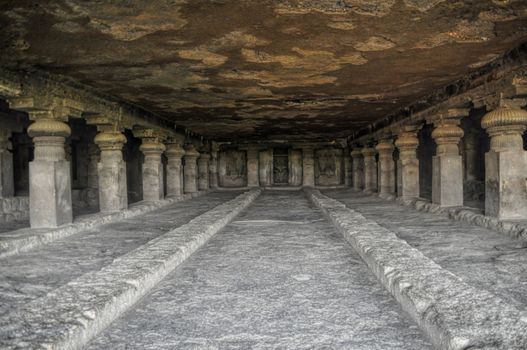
[{"x1": 87, "y1": 190, "x2": 431, "y2": 350}]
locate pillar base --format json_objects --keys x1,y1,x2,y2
[
  {"x1": 432, "y1": 154, "x2": 463, "y2": 207},
  {"x1": 29, "y1": 160, "x2": 72, "y2": 228},
  {"x1": 397, "y1": 158, "x2": 420, "y2": 199}
]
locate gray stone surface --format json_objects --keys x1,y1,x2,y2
[
  {"x1": 87, "y1": 190, "x2": 430, "y2": 350},
  {"x1": 0, "y1": 191, "x2": 207, "y2": 258},
  {"x1": 432, "y1": 154, "x2": 463, "y2": 207},
  {"x1": 320, "y1": 188, "x2": 527, "y2": 349},
  {"x1": 0, "y1": 189, "x2": 258, "y2": 350},
  {"x1": 29, "y1": 159, "x2": 73, "y2": 228},
  {"x1": 0, "y1": 191, "x2": 240, "y2": 317}
]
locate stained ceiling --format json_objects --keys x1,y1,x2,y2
[{"x1": 1, "y1": 0, "x2": 527, "y2": 141}]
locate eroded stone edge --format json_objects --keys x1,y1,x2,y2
[
  {"x1": 305, "y1": 188, "x2": 527, "y2": 350},
  {"x1": 374, "y1": 191, "x2": 527, "y2": 242},
  {"x1": 0, "y1": 188, "x2": 261, "y2": 350},
  {"x1": 0, "y1": 191, "x2": 209, "y2": 259}
]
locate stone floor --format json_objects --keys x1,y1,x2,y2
[
  {"x1": 324, "y1": 189, "x2": 527, "y2": 311},
  {"x1": 87, "y1": 191, "x2": 430, "y2": 350},
  {"x1": 0, "y1": 191, "x2": 240, "y2": 318}
]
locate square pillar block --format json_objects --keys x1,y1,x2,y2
[
  {"x1": 143, "y1": 161, "x2": 164, "y2": 201},
  {"x1": 485, "y1": 150, "x2": 527, "y2": 220},
  {"x1": 29, "y1": 160, "x2": 72, "y2": 228},
  {"x1": 432, "y1": 154, "x2": 463, "y2": 207},
  {"x1": 98, "y1": 160, "x2": 128, "y2": 212},
  {"x1": 397, "y1": 158, "x2": 419, "y2": 199},
  {"x1": 247, "y1": 153, "x2": 259, "y2": 187}
]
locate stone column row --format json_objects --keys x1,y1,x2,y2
[{"x1": 349, "y1": 104, "x2": 527, "y2": 221}]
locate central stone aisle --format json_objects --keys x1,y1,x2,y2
[{"x1": 87, "y1": 191, "x2": 431, "y2": 349}]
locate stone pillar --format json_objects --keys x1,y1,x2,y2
[
  {"x1": 209, "y1": 145, "x2": 219, "y2": 189},
  {"x1": 431, "y1": 119, "x2": 464, "y2": 207},
  {"x1": 94, "y1": 130, "x2": 128, "y2": 212},
  {"x1": 361, "y1": 146, "x2": 377, "y2": 192},
  {"x1": 27, "y1": 115, "x2": 73, "y2": 228},
  {"x1": 0, "y1": 129, "x2": 14, "y2": 198},
  {"x1": 184, "y1": 144, "x2": 200, "y2": 193},
  {"x1": 259, "y1": 149, "x2": 273, "y2": 186},
  {"x1": 350, "y1": 149, "x2": 363, "y2": 190},
  {"x1": 481, "y1": 105, "x2": 527, "y2": 220},
  {"x1": 165, "y1": 141, "x2": 185, "y2": 197},
  {"x1": 463, "y1": 131, "x2": 479, "y2": 182},
  {"x1": 86, "y1": 143, "x2": 99, "y2": 208},
  {"x1": 198, "y1": 152, "x2": 210, "y2": 190},
  {"x1": 302, "y1": 146, "x2": 315, "y2": 187},
  {"x1": 376, "y1": 139, "x2": 395, "y2": 195},
  {"x1": 137, "y1": 132, "x2": 165, "y2": 201},
  {"x1": 289, "y1": 149, "x2": 303, "y2": 186},
  {"x1": 343, "y1": 148, "x2": 352, "y2": 187},
  {"x1": 395, "y1": 128, "x2": 420, "y2": 199},
  {"x1": 246, "y1": 147, "x2": 260, "y2": 187}
]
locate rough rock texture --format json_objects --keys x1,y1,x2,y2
[
  {"x1": 326, "y1": 189, "x2": 527, "y2": 313},
  {"x1": 0, "y1": 189, "x2": 260, "y2": 350},
  {"x1": 0, "y1": 191, "x2": 208, "y2": 258},
  {"x1": 0, "y1": 191, "x2": 240, "y2": 318},
  {"x1": 0, "y1": 196, "x2": 28, "y2": 224},
  {"x1": 308, "y1": 188, "x2": 527, "y2": 349},
  {"x1": 87, "y1": 190, "x2": 430, "y2": 349},
  {"x1": 1, "y1": 1, "x2": 526, "y2": 141}
]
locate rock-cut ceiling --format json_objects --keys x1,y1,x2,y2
[{"x1": 1, "y1": 0, "x2": 527, "y2": 141}]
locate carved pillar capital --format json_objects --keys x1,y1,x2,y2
[
  {"x1": 375, "y1": 139, "x2": 394, "y2": 155},
  {"x1": 431, "y1": 122, "x2": 464, "y2": 155},
  {"x1": 94, "y1": 131, "x2": 127, "y2": 152},
  {"x1": 184, "y1": 144, "x2": 200, "y2": 159},
  {"x1": 165, "y1": 142, "x2": 185, "y2": 159},
  {"x1": 481, "y1": 106, "x2": 527, "y2": 151}
]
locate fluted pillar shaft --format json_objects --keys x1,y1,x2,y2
[
  {"x1": 361, "y1": 147, "x2": 377, "y2": 192},
  {"x1": 27, "y1": 115, "x2": 73, "y2": 228},
  {"x1": 481, "y1": 106, "x2": 527, "y2": 219},
  {"x1": 209, "y1": 149, "x2": 219, "y2": 189},
  {"x1": 302, "y1": 146, "x2": 315, "y2": 187},
  {"x1": 343, "y1": 149, "x2": 351, "y2": 187},
  {"x1": 184, "y1": 144, "x2": 200, "y2": 193},
  {"x1": 431, "y1": 120, "x2": 464, "y2": 207},
  {"x1": 0, "y1": 130, "x2": 14, "y2": 198},
  {"x1": 165, "y1": 142, "x2": 185, "y2": 197},
  {"x1": 246, "y1": 147, "x2": 260, "y2": 187},
  {"x1": 376, "y1": 139, "x2": 395, "y2": 195},
  {"x1": 395, "y1": 129, "x2": 420, "y2": 199},
  {"x1": 198, "y1": 152, "x2": 210, "y2": 190},
  {"x1": 86, "y1": 144, "x2": 100, "y2": 208},
  {"x1": 350, "y1": 149, "x2": 363, "y2": 190},
  {"x1": 140, "y1": 140, "x2": 165, "y2": 201},
  {"x1": 95, "y1": 131, "x2": 128, "y2": 212}
]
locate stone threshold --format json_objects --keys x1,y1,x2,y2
[
  {"x1": 305, "y1": 188, "x2": 527, "y2": 350},
  {"x1": 0, "y1": 191, "x2": 209, "y2": 259},
  {"x1": 0, "y1": 188, "x2": 261, "y2": 350},
  {"x1": 360, "y1": 190, "x2": 527, "y2": 242}
]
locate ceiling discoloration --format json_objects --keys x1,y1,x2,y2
[{"x1": 0, "y1": 0, "x2": 527, "y2": 141}]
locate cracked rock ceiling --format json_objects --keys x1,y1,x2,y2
[{"x1": 1, "y1": 0, "x2": 527, "y2": 141}]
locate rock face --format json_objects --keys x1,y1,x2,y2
[{"x1": 1, "y1": 1, "x2": 527, "y2": 141}]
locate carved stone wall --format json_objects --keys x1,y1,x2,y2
[
  {"x1": 315, "y1": 147, "x2": 343, "y2": 186},
  {"x1": 219, "y1": 149, "x2": 247, "y2": 187},
  {"x1": 0, "y1": 196, "x2": 29, "y2": 223}
]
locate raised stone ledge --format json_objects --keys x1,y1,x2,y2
[
  {"x1": 0, "y1": 191, "x2": 208, "y2": 258},
  {"x1": 0, "y1": 196, "x2": 29, "y2": 224},
  {"x1": 374, "y1": 191, "x2": 527, "y2": 242},
  {"x1": 0, "y1": 188, "x2": 261, "y2": 350},
  {"x1": 305, "y1": 188, "x2": 527, "y2": 350}
]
